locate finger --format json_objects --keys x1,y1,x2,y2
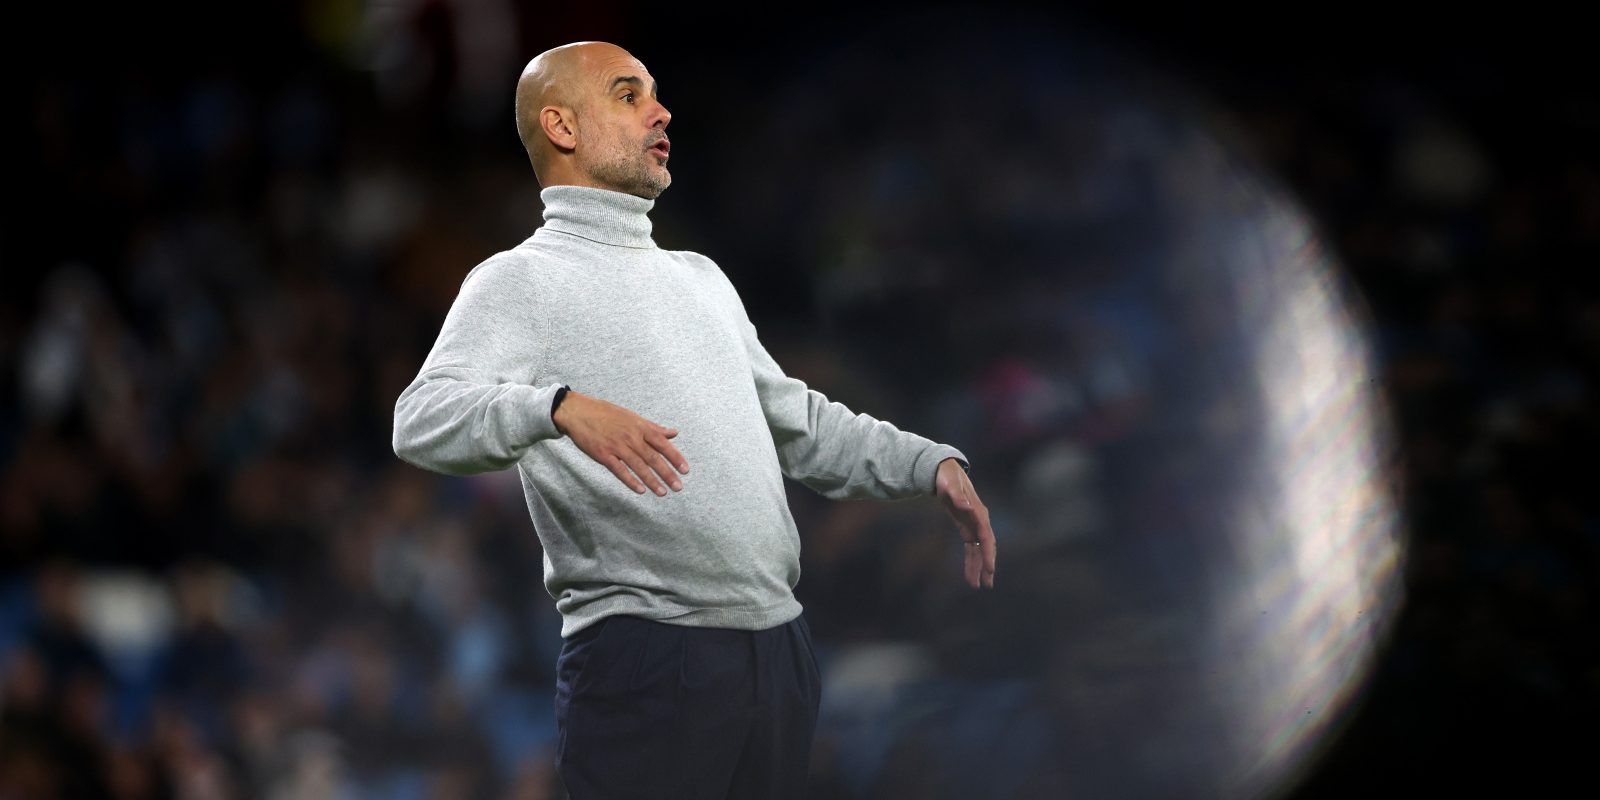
[
  {"x1": 965, "y1": 539, "x2": 982, "y2": 589},
  {"x1": 656, "y1": 422, "x2": 679, "y2": 438},
  {"x1": 961, "y1": 483, "x2": 996, "y2": 587},
  {"x1": 647, "y1": 433, "x2": 690, "y2": 474},
  {"x1": 958, "y1": 477, "x2": 995, "y2": 589},
  {"x1": 620, "y1": 449, "x2": 668, "y2": 496},
  {"x1": 981, "y1": 513, "x2": 997, "y2": 586},
  {"x1": 645, "y1": 449, "x2": 683, "y2": 492},
  {"x1": 961, "y1": 514, "x2": 982, "y2": 589},
  {"x1": 605, "y1": 452, "x2": 647, "y2": 494}
]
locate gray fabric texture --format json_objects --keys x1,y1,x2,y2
[{"x1": 394, "y1": 185, "x2": 969, "y2": 637}]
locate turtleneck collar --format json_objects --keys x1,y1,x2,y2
[{"x1": 538, "y1": 185, "x2": 659, "y2": 249}]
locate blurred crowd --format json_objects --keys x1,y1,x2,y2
[{"x1": 3, "y1": 5, "x2": 1597, "y2": 799}]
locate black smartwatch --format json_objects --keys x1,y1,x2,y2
[{"x1": 551, "y1": 384, "x2": 571, "y2": 424}]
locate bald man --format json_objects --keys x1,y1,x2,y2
[{"x1": 393, "y1": 41, "x2": 997, "y2": 799}]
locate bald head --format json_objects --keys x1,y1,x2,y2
[
  {"x1": 514, "y1": 42, "x2": 598, "y2": 157},
  {"x1": 514, "y1": 41, "x2": 672, "y2": 196}
]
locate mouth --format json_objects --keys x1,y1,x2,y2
[{"x1": 649, "y1": 140, "x2": 670, "y2": 159}]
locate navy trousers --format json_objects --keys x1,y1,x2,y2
[{"x1": 554, "y1": 613, "x2": 822, "y2": 799}]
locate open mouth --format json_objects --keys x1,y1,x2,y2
[{"x1": 650, "y1": 140, "x2": 670, "y2": 158}]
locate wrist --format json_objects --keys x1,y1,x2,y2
[{"x1": 551, "y1": 385, "x2": 572, "y2": 435}]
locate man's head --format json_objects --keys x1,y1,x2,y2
[{"x1": 515, "y1": 42, "x2": 673, "y2": 199}]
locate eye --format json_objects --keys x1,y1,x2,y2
[{"x1": 622, "y1": 92, "x2": 635, "y2": 103}]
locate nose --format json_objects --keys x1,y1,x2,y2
[{"x1": 651, "y1": 98, "x2": 671, "y2": 129}]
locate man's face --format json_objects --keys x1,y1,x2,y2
[{"x1": 576, "y1": 53, "x2": 672, "y2": 199}]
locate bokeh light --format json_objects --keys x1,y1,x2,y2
[{"x1": 730, "y1": 15, "x2": 1409, "y2": 798}]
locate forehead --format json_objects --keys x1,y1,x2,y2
[{"x1": 589, "y1": 51, "x2": 653, "y2": 88}]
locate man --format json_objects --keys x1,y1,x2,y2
[{"x1": 392, "y1": 41, "x2": 997, "y2": 799}]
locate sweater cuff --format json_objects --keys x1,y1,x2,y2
[
  {"x1": 914, "y1": 444, "x2": 970, "y2": 496},
  {"x1": 510, "y1": 382, "x2": 567, "y2": 446}
]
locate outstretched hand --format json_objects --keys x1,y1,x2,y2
[
  {"x1": 935, "y1": 458, "x2": 996, "y2": 589},
  {"x1": 553, "y1": 390, "x2": 689, "y2": 497}
]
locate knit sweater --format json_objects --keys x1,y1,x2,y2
[{"x1": 393, "y1": 185, "x2": 969, "y2": 637}]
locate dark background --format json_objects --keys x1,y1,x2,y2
[{"x1": 3, "y1": 2, "x2": 1594, "y2": 797}]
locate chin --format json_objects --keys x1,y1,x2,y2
[{"x1": 643, "y1": 178, "x2": 670, "y2": 199}]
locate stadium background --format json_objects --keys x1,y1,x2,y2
[{"x1": 2, "y1": 2, "x2": 1594, "y2": 797}]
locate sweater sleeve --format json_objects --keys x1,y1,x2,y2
[
  {"x1": 723, "y1": 278, "x2": 969, "y2": 500},
  {"x1": 393, "y1": 255, "x2": 566, "y2": 475}
]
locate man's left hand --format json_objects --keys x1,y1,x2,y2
[{"x1": 935, "y1": 457, "x2": 996, "y2": 589}]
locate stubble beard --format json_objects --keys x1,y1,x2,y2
[{"x1": 584, "y1": 133, "x2": 671, "y2": 200}]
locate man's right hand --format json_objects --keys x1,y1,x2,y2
[{"x1": 552, "y1": 390, "x2": 689, "y2": 496}]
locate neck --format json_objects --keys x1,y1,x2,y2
[{"x1": 539, "y1": 185, "x2": 658, "y2": 249}]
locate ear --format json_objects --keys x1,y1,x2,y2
[{"x1": 541, "y1": 106, "x2": 578, "y2": 152}]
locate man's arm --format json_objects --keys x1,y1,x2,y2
[
  {"x1": 726, "y1": 281, "x2": 968, "y2": 500},
  {"x1": 717, "y1": 266, "x2": 994, "y2": 588},
  {"x1": 393, "y1": 256, "x2": 566, "y2": 475}
]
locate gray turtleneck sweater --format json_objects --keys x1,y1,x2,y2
[{"x1": 393, "y1": 185, "x2": 969, "y2": 637}]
